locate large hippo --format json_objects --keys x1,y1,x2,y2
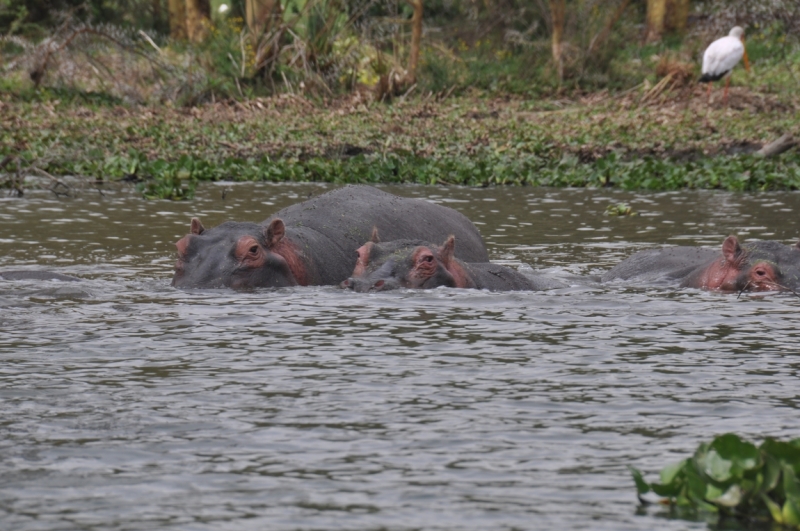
[
  {"x1": 341, "y1": 234, "x2": 564, "y2": 292},
  {"x1": 603, "y1": 236, "x2": 800, "y2": 293},
  {"x1": 172, "y1": 186, "x2": 489, "y2": 289}
]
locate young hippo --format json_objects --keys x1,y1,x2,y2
[
  {"x1": 341, "y1": 234, "x2": 563, "y2": 292},
  {"x1": 603, "y1": 236, "x2": 800, "y2": 293},
  {"x1": 680, "y1": 236, "x2": 800, "y2": 292}
]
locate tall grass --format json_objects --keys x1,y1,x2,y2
[{"x1": 1, "y1": 0, "x2": 799, "y2": 104}]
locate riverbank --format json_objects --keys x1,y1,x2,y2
[{"x1": 2, "y1": 83, "x2": 799, "y2": 198}]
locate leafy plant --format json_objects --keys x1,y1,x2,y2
[
  {"x1": 631, "y1": 433, "x2": 800, "y2": 528},
  {"x1": 605, "y1": 203, "x2": 636, "y2": 216}
]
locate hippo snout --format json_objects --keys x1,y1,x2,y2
[
  {"x1": 341, "y1": 277, "x2": 374, "y2": 292},
  {"x1": 341, "y1": 276, "x2": 398, "y2": 292}
]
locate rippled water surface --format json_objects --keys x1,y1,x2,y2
[{"x1": 1, "y1": 183, "x2": 799, "y2": 530}]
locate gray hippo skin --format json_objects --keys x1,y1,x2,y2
[
  {"x1": 603, "y1": 236, "x2": 800, "y2": 293},
  {"x1": 601, "y1": 247, "x2": 720, "y2": 284},
  {"x1": 0, "y1": 270, "x2": 80, "y2": 282},
  {"x1": 172, "y1": 185, "x2": 489, "y2": 289},
  {"x1": 341, "y1": 235, "x2": 564, "y2": 292}
]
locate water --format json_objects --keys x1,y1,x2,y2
[{"x1": 1, "y1": 183, "x2": 799, "y2": 530}]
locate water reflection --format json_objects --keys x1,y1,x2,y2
[{"x1": 1, "y1": 184, "x2": 799, "y2": 530}]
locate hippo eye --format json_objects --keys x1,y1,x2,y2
[
  {"x1": 249, "y1": 245, "x2": 259, "y2": 255},
  {"x1": 424, "y1": 255, "x2": 433, "y2": 262}
]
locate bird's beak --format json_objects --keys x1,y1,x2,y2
[{"x1": 741, "y1": 36, "x2": 750, "y2": 72}]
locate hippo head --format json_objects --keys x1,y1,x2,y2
[
  {"x1": 172, "y1": 217, "x2": 301, "y2": 289},
  {"x1": 684, "y1": 236, "x2": 800, "y2": 293},
  {"x1": 341, "y1": 233, "x2": 467, "y2": 292}
]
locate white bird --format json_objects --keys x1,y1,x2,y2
[{"x1": 699, "y1": 26, "x2": 750, "y2": 104}]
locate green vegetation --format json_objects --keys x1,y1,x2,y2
[
  {"x1": 0, "y1": 1, "x2": 799, "y2": 198},
  {"x1": 631, "y1": 434, "x2": 800, "y2": 528},
  {"x1": 2, "y1": 80, "x2": 799, "y2": 199}
]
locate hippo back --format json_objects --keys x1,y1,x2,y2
[
  {"x1": 462, "y1": 263, "x2": 562, "y2": 291},
  {"x1": 265, "y1": 186, "x2": 488, "y2": 285},
  {"x1": 602, "y1": 246, "x2": 720, "y2": 284}
]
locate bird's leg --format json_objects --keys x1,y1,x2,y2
[{"x1": 723, "y1": 76, "x2": 730, "y2": 105}]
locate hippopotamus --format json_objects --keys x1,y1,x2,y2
[
  {"x1": 603, "y1": 236, "x2": 800, "y2": 293},
  {"x1": 0, "y1": 270, "x2": 81, "y2": 282},
  {"x1": 341, "y1": 234, "x2": 564, "y2": 292},
  {"x1": 172, "y1": 186, "x2": 489, "y2": 289}
]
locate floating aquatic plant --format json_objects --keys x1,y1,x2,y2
[{"x1": 631, "y1": 433, "x2": 800, "y2": 528}]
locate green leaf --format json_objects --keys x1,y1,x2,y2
[
  {"x1": 762, "y1": 493, "x2": 784, "y2": 524},
  {"x1": 705, "y1": 483, "x2": 724, "y2": 502},
  {"x1": 651, "y1": 481, "x2": 682, "y2": 498},
  {"x1": 703, "y1": 449, "x2": 733, "y2": 482},
  {"x1": 760, "y1": 454, "x2": 782, "y2": 494},
  {"x1": 629, "y1": 466, "x2": 650, "y2": 495},
  {"x1": 685, "y1": 463, "x2": 710, "y2": 503},
  {"x1": 660, "y1": 459, "x2": 687, "y2": 485},
  {"x1": 783, "y1": 498, "x2": 800, "y2": 527},
  {"x1": 785, "y1": 466, "x2": 800, "y2": 499},
  {"x1": 763, "y1": 438, "x2": 800, "y2": 475},
  {"x1": 711, "y1": 433, "x2": 760, "y2": 477},
  {"x1": 707, "y1": 484, "x2": 742, "y2": 508}
]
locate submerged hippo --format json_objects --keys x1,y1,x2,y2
[
  {"x1": 0, "y1": 270, "x2": 80, "y2": 282},
  {"x1": 173, "y1": 186, "x2": 489, "y2": 289},
  {"x1": 341, "y1": 234, "x2": 563, "y2": 292},
  {"x1": 603, "y1": 236, "x2": 800, "y2": 293}
]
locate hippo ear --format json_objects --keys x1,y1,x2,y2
[
  {"x1": 190, "y1": 217, "x2": 205, "y2": 235},
  {"x1": 265, "y1": 219, "x2": 286, "y2": 249},
  {"x1": 439, "y1": 235, "x2": 456, "y2": 268},
  {"x1": 722, "y1": 236, "x2": 742, "y2": 263},
  {"x1": 370, "y1": 226, "x2": 380, "y2": 243}
]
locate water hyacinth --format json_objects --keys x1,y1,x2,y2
[{"x1": 631, "y1": 434, "x2": 800, "y2": 528}]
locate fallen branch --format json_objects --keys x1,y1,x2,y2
[
  {"x1": 756, "y1": 134, "x2": 796, "y2": 158},
  {"x1": 31, "y1": 167, "x2": 72, "y2": 197},
  {"x1": 640, "y1": 73, "x2": 673, "y2": 105},
  {"x1": 137, "y1": 29, "x2": 162, "y2": 54}
]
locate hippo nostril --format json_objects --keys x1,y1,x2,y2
[{"x1": 372, "y1": 280, "x2": 385, "y2": 291}]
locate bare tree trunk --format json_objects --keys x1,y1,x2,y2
[
  {"x1": 168, "y1": 0, "x2": 187, "y2": 40},
  {"x1": 665, "y1": 0, "x2": 689, "y2": 34},
  {"x1": 646, "y1": 0, "x2": 666, "y2": 42},
  {"x1": 185, "y1": 0, "x2": 210, "y2": 43},
  {"x1": 549, "y1": 0, "x2": 565, "y2": 83},
  {"x1": 405, "y1": 0, "x2": 423, "y2": 84}
]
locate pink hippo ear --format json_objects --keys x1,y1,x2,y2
[
  {"x1": 190, "y1": 217, "x2": 205, "y2": 235},
  {"x1": 265, "y1": 219, "x2": 286, "y2": 249},
  {"x1": 439, "y1": 235, "x2": 456, "y2": 268},
  {"x1": 370, "y1": 226, "x2": 381, "y2": 243},
  {"x1": 722, "y1": 236, "x2": 742, "y2": 263}
]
